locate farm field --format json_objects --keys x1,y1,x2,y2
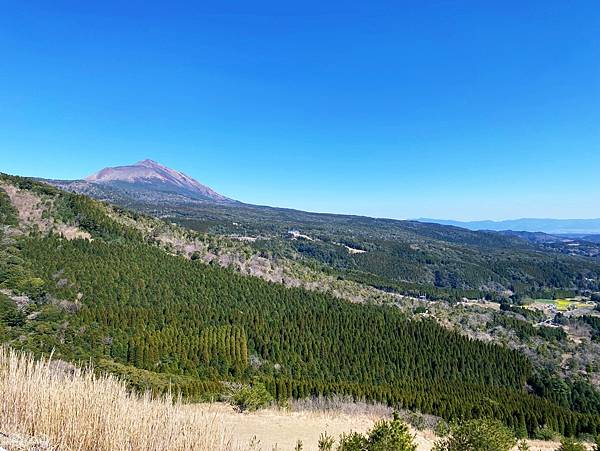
[{"x1": 527, "y1": 297, "x2": 594, "y2": 312}]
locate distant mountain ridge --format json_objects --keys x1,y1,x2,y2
[{"x1": 419, "y1": 218, "x2": 600, "y2": 235}]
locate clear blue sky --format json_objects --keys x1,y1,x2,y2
[{"x1": 1, "y1": 1, "x2": 599, "y2": 220}]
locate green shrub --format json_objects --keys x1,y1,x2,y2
[
  {"x1": 368, "y1": 413, "x2": 417, "y2": 451},
  {"x1": 557, "y1": 437, "x2": 586, "y2": 451},
  {"x1": 337, "y1": 432, "x2": 368, "y2": 451},
  {"x1": 318, "y1": 432, "x2": 335, "y2": 451},
  {"x1": 0, "y1": 294, "x2": 25, "y2": 327},
  {"x1": 432, "y1": 418, "x2": 516, "y2": 451},
  {"x1": 227, "y1": 382, "x2": 273, "y2": 412},
  {"x1": 434, "y1": 420, "x2": 450, "y2": 437},
  {"x1": 517, "y1": 440, "x2": 530, "y2": 451},
  {"x1": 336, "y1": 413, "x2": 416, "y2": 451},
  {"x1": 16, "y1": 276, "x2": 46, "y2": 300},
  {"x1": 0, "y1": 188, "x2": 18, "y2": 226},
  {"x1": 533, "y1": 425, "x2": 558, "y2": 441}
]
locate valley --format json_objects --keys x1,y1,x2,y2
[{"x1": 1, "y1": 169, "x2": 600, "y2": 451}]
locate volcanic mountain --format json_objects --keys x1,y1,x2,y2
[{"x1": 49, "y1": 159, "x2": 234, "y2": 205}]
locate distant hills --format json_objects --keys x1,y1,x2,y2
[{"x1": 419, "y1": 218, "x2": 600, "y2": 235}]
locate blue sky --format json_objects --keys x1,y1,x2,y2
[{"x1": 1, "y1": 1, "x2": 599, "y2": 220}]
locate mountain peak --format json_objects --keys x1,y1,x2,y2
[
  {"x1": 136, "y1": 159, "x2": 163, "y2": 168},
  {"x1": 85, "y1": 160, "x2": 232, "y2": 203}
]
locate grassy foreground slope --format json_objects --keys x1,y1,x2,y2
[
  {"x1": 1, "y1": 174, "x2": 600, "y2": 438},
  {"x1": 0, "y1": 347, "x2": 235, "y2": 450}
]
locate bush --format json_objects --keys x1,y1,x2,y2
[
  {"x1": 557, "y1": 437, "x2": 586, "y2": 451},
  {"x1": 432, "y1": 418, "x2": 516, "y2": 451},
  {"x1": 0, "y1": 294, "x2": 25, "y2": 327},
  {"x1": 337, "y1": 432, "x2": 368, "y2": 451},
  {"x1": 533, "y1": 425, "x2": 558, "y2": 441},
  {"x1": 226, "y1": 382, "x2": 273, "y2": 412},
  {"x1": 434, "y1": 420, "x2": 450, "y2": 437},
  {"x1": 336, "y1": 413, "x2": 416, "y2": 451},
  {"x1": 16, "y1": 276, "x2": 46, "y2": 300},
  {"x1": 318, "y1": 432, "x2": 335, "y2": 451},
  {"x1": 368, "y1": 413, "x2": 417, "y2": 451}
]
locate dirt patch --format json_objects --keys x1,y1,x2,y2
[
  {"x1": 56, "y1": 225, "x2": 91, "y2": 241},
  {"x1": 288, "y1": 230, "x2": 313, "y2": 241},
  {"x1": 344, "y1": 245, "x2": 366, "y2": 254},
  {"x1": 458, "y1": 300, "x2": 501, "y2": 311},
  {"x1": 229, "y1": 235, "x2": 258, "y2": 242}
]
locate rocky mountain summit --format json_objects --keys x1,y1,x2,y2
[
  {"x1": 85, "y1": 159, "x2": 231, "y2": 202},
  {"x1": 47, "y1": 159, "x2": 235, "y2": 206}
]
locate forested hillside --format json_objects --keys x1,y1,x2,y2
[
  {"x1": 1, "y1": 175, "x2": 600, "y2": 438},
  {"x1": 51, "y1": 177, "x2": 600, "y2": 300}
]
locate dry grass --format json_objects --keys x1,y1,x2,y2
[
  {"x1": 0, "y1": 348, "x2": 572, "y2": 451},
  {"x1": 0, "y1": 347, "x2": 237, "y2": 451},
  {"x1": 192, "y1": 402, "x2": 389, "y2": 451},
  {"x1": 289, "y1": 394, "x2": 393, "y2": 417}
]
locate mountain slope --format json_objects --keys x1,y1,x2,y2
[
  {"x1": 52, "y1": 159, "x2": 233, "y2": 204},
  {"x1": 1, "y1": 174, "x2": 600, "y2": 437}
]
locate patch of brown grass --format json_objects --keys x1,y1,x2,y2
[{"x1": 0, "y1": 348, "x2": 237, "y2": 450}]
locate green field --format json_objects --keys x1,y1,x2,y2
[{"x1": 530, "y1": 298, "x2": 590, "y2": 311}]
